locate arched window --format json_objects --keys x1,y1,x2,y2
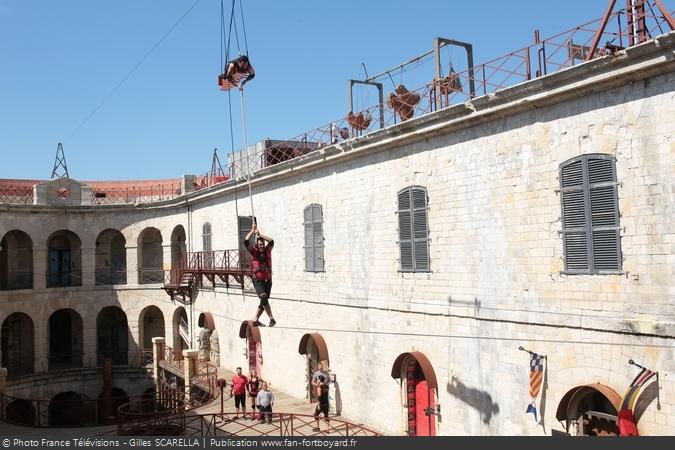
[
  {"x1": 397, "y1": 186, "x2": 429, "y2": 272},
  {"x1": 559, "y1": 154, "x2": 621, "y2": 273},
  {"x1": 303, "y1": 204, "x2": 324, "y2": 272}
]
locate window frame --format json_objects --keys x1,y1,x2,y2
[
  {"x1": 396, "y1": 185, "x2": 430, "y2": 273},
  {"x1": 303, "y1": 204, "x2": 325, "y2": 273},
  {"x1": 559, "y1": 154, "x2": 622, "y2": 275}
]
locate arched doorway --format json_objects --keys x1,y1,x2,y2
[
  {"x1": 96, "y1": 306, "x2": 129, "y2": 365},
  {"x1": 239, "y1": 320, "x2": 262, "y2": 376},
  {"x1": 0, "y1": 230, "x2": 33, "y2": 290},
  {"x1": 170, "y1": 225, "x2": 186, "y2": 281},
  {"x1": 48, "y1": 391, "x2": 95, "y2": 426},
  {"x1": 5, "y1": 399, "x2": 36, "y2": 426},
  {"x1": 48, "y1": 309, "x2": 83, "y2": 370},
  {"x1": 556, "y1": 384, "x2": 621, "y2": 436},
  {"x1": 95, "y1": 229, "x2": 127, "y2": 285},
  {"x1": 138, "y1": 227, "x2": 163, "y2": 284},
  {"x1": 197, "y1": 313, "x2": 215, "y2": 361},
  {"x1": 97, "y1": 387, "x2": 129, "y2": 423},
  {"x1": 391, "y1": 352, "x2": 438, "y2": 436},
  {"x1": 0, "y1": 312, "x2": 34, "y2": 377},
  {"x1": 172, "y1": 307, "x2": 189, "y2": 352},
  {"x1": 139, "y1": 305, "x2": 165, "y2": 364},
  {"x1": 46, "y1": 230, "x2": 82, "y2": 287},
  {"x1": 298, "y1": 333, "x2": 329, "y2": 403}
]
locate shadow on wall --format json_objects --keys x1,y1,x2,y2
[
  {"x1": 634, "y1": 380, "x2": 660, "y2": 421},
  {"x1": 447, "y1": 376, "x2": 500, "y2": 424}
]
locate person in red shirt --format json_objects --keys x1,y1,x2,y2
[
  {"x1": 244, "y1": 223, "x2": 276, "y2": 327},
  {"x1": 230, "y1": 367, "x2": 249, "y2": 419}
]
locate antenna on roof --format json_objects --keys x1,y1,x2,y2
[{"x1": 51, "y1": 142, "x2": 70, "y2": 179}]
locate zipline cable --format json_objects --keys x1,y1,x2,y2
[{"x1": 239, "y1": 88, "x2": 255, "y2": 220}]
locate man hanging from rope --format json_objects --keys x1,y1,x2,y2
[
  {"x1": 245, "y1": 223, "x2": 276, "y2": 327},
  {"x1": 219, "y1": 55, "x2": 255, "y2": 91}
]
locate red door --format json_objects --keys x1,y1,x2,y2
[
  {"x1": 415, "y1": 380, "x2": 436, "y2": 436},
  {"x1": 406, "y1": 361, "x2": 436, "y2": 436},
  {"x1": 248, "y1": 340, "x2": 261, "y2": 376}
]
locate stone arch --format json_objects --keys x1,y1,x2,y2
[
  {"x1": 240, "y1": 320, "x2": 261, "y2": 377},
  {"x1": 298, "y1": 333, "x2": 329, "y2": 403},
  {"x1": 170, "y1": 225, "x2": 186, "y2": 270},
  {"x1": 48, "y1": 308, "x2": 84, "y2": 370},
  {"x1": 95, "y1": 229, "x2": 127, "y2": 285},
  {"x1": 97, "y1": 387, "x2": 129, "y2": 423},
  {"x1": 46, "y1": 230, "x2": 82, "y2": 287},
  {"x1": 0, "y1": 229, "x2": 33, "y2": 290},
  {"x1": 139, "y1": 305, "x2": 165, "y2": 355},
  {"x1": 137, "y1": 227, "x2": 163, "y2": 284},
  {"x1": 391, "y1": 352, "x2": 438, "y2": 436},
  {"x1": 172, "y1": 306, "x2": 189, "y2": 352},
  {"x1": 5, "y1": 399, "x2": 36, "y2": 426},
  {"x1": 96, "y1": 306, "x2": 129, "y2": 365},
  {"x1": 0, "y1": 312, "x2": 34, "y2": 377},
  {"x1": 556, "y1": 383, "x2": 621, "y2": 436},
  {"x1": 48, "y1": 391, "x2": 95, "y2": 427}
]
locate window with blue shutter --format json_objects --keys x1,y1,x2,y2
[
  {"x1": 303, "y1": 204, "x2": 324, "y2": 272},
  {"x1": 559, "y1": 154, "x2": 621, "y2": 274},
  {"x1": 397, "y1": 186, "x2": 430, "y2": 272}
]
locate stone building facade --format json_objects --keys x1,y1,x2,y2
[{"x1": 1, "y1": 33, "x2": 674, "y2": 435}]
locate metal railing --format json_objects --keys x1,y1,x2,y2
[
  {"x1": 91, "y1": 183, "x2": 181, "y2": 205},
  {"x1": 162, "y1": 344, "x2": 185, "y2": 372},
  {"x1": 0, "y1": 185, "x2": 33, "y2": 204},
  {"x1": 47, "y1": 352, "x2": 84, "y2": 371},
  {"x1": 224, "y1": 4, "x2": 674, "y2": 180},
  {"x1": 192, "y1": 360, "x2": 217, "y2": 394},
  {"x1": 140, "y1": 349, "x2": 153, "y2": 367},
  {"x1": 0, "y1": 271, "x2": 33, "y2": 290},
  {"x1": 46, "y1": 270, "x2": 82, "y2": 288},
  {"x1": 0, "y1": 391, "x2": 148, "y2": 428},
  {"x1": 96, "y1": 351, "x2": 128, "y2": 366},
  {"x1": 138, "y1": 268, "x2": 164, "y2": 284},
  {"x1": 95, "y1": 269, "x2": 127, "y2": 285},
  {"x1": 118, "y1": 410, "x2": 382, "y2": 437}
]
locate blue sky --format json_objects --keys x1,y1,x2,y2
[{"x1": 0, "y1": 0, "x2": 641, "y2": 180}]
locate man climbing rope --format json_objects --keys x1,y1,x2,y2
[
  {"x1": 219, "y1": 55, "x2": 255, "y2": 91},
  {"x1": 245, "y1": 223, "x2": 276, "y2": 327}
]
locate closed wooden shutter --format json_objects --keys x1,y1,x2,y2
[
  {"x1": 559, "y1": 155, "x2": 621, "y2": 273},
  {"x1": 304, "y1": 204, "x2": 324, "y2": 272},
  {"x1": 398, "y1": 186, "x2": 429, "y2": 272}
]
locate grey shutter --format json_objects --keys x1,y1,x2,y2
[
  {"x1": 412, "y1": 187, "x2": 429, "y2": 270},
  {"x1": 398, "y1": 189, "x2": 413, "y2": 271},
  {"x1": 560, "y1": 159, "x2": 588, "y2": 272},
  {"x1": 559, "y1": 155, "x2": 621, "y2": 273},
  {"x1": 202, "y1": 223, "x2": 212, "y2": 252},
  {"x1": 304, "y1": 204, "x2": 324, "y2": 272},
  {"x1": 304, "y1": 206, "x2": 313, "y2": 271},
  {"x1": 588, "y1": 157, "x2": 621, "y2": 271},
  {"x1": 398, "y1": 187, "x2": 429, "y2": 272},
  {"x1": 312, "y1": 205, "x2": 324, "y2": 271}
]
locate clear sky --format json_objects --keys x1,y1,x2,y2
[{"x1": 0, "y1": 0, "x2": 643, "y2": 180}]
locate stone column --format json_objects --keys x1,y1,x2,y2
[
  {"x1": 182, "y1": 175, "x2": 196, "y2": 195},
  {"x1": 126, "y1": 246, "x2": 139, "y2": 285},
  {"x1": 81, "y1": 245, "x2": 96, "y2": 288},
  {"x1": 152, "y1": 337, "x2": 165, "y2": 382},
  {"x1": 0, "y1": 367, "x2": 7, "y2": 393},
  {"x1": 183, "y1": 349, "x2": 198, "y2": 408},
  {"x1": 33, "y1": 247, "x2": 47, "y2": 290}
]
